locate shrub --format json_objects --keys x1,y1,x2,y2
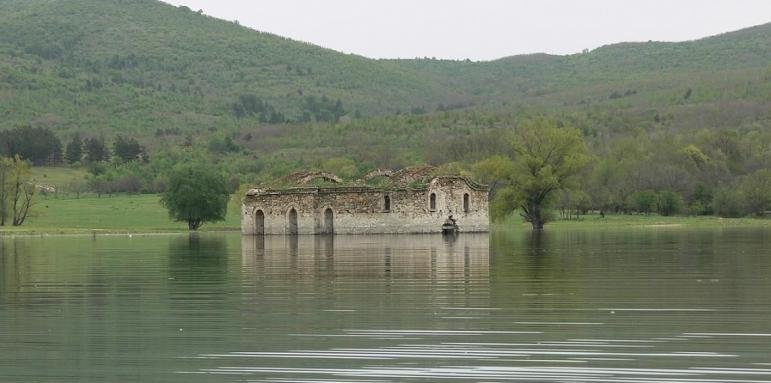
[
  {"x1": 738, "y1": 169, "x2": 771, "y2": 216},
  {"x1": 629, "y1": 190, "x2": 657, "y2": 214},
  {"x1": 657, "y1": 190, "x2": 683, "y2": 216},
  {"x1": 712, "y1": 186, "x2": 744, "y2": 218}
]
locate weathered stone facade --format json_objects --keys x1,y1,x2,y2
[{"x1": 241, "y1": 177, "x2": 489, "y2": 235}]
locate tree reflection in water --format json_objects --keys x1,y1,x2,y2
[{"x1": 167, "y1": 233, "x2": 228, "y2": 284}]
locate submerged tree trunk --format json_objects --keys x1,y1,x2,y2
[
  {"x1": 521, "y1": 202, "x2": 546, "y2": 231},
  {"x1": 188, "y1": 219, "x2": 203, "y2": 231}
]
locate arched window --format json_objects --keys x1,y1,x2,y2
[
  {"x1": 429, "y1": 193, "x2": 436, "y2": 211},
  {"x1": 255, "y1": 209, "x2": 265, "y2": 235},
  {"x1": 463, "y1": 193, "x2": 470, "y2": 213},
  {"x1": 384, "y1": 195, "x2": 391, "y2": 212},
  {"x1": 323, "y1": 208, "x2": 334, "y2": 234},
  {"x1": 288, "y1": 208, "x2": 298, "y2": 235}
]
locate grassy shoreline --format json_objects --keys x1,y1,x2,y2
[
  {"x1": 0, "y1": 227, "x2": 241, "y2": 236},
  {"x1": 0, "y1": 194, "x2": 241, "y2": 236},
  {"x1": 1, "y1": 194, "x2": 768, "y2": 236},
  {"x1": 497, "y1": 213, "x2": 771, "y2": 230}
]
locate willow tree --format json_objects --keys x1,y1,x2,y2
[
  {"x1": 513, "y1": 119, "x2": 591, "y2": 229},
  {"x1": 476, "y1": 118, "x2": 591, "y2": 230}
]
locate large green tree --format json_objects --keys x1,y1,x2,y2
[
  {"x1": 160, "y1": 163, "x2": 230, "y2": 231},
  {"x1": 478, "y1": 118, "x2": 591, "y2": 230}
]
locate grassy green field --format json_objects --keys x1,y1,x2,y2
[
  {"x1": 2, "y1": 194, "x2": 241, "y2": 235},
  {"x1": 497, "y1": 212, "x2": 771, "y2": 230},
  {"x1": 1, "y1": 193, "x2": 768, "y2": 236},
  {"x1": 31, "y1": 166, "x2": 89, "y2": 189}
]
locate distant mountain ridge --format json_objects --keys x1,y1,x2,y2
[{"x1": 0, "y1": 0, "x2": 768, "y2": 135}]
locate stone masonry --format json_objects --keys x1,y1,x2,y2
[{"x1": 241, "y1": 176, "x2": 490, "y2": 235}]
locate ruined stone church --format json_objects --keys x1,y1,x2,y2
[{"x1": 241, "y1": 168, "x2": 490, "y2": 235}]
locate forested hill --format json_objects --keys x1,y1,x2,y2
[
  {"x1": 0, "y1": 0, "x2": 466, "y2": 132},
  {"x1": 0, "y1": 0, "x2": 769, "y2": 136},
  {"x1": 390, "y1": 22, "x2": 771, "y2": 109}
]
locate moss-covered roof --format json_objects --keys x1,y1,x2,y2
[
  {"x1": 247, "y1": 166, "x2": 488, "y2": 197},
  {"x1": 247, "y1": 173, "x2": 487, "y2": 197}
]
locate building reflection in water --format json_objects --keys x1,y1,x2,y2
[{"x1": 241, "y1": 234, "x2": 490, "y2": 282}]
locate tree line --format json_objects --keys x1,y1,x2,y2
[
  {"x1": 0, "y1": 126, "x2": 147, "y2": 166},
  {"x1": 0, "y1": 126, "x2": 62, "y2": 165},
  {"x1": 470, "y1": 118, "x2": 771, "y2": 229},
  {"x1": 231, "y1": 94, "x2": 346, "y2": 123}
]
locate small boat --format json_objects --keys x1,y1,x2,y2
[
  {"x1": 442, "y1": 217, "x2": 459, "y2": 235},
  {"x1": 441, "y1": 223, "x2": 458, "y2": 235}
]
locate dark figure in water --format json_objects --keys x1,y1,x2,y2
[
  {"x1": 443, "y1": 215, "x2": 459, "y2": 235},
  {"x1": 442, "y1": 214, "x2": 458, "y2": 231}
]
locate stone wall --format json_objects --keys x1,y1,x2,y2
[{"x1": 242, "y1": 177, "x2": 489, "y2": 235}]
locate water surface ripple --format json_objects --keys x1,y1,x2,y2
[{"x1": 0, "y1": 228, "x2": 769, "y2": 382}]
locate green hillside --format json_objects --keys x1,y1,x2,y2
[
  {"x1": 392, "y1": 23, "x2": 771, "y2": 109},
  {"x1": 0, "y1": 0, "x2": 769, "y2": 138},
  {"x1": 0, "y1": 0, "x2": 468, "y2": 134}
]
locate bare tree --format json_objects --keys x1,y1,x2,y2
[
  {"x1": 0, "y1": 158, "x2": 12, "y2": 226},
  {"x1": 9, "y1": 156, "x2": 35, "y2": 226}
]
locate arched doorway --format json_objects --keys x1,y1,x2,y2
[
  {"x1": 288, "y1": 208, "x2": 298, "y2": 235},
  {"x1": 323, "y1": 208, "x2": 334, "y2": 234},
  {"x1": 463, "y1": 193, "x2": 470, "y2": 213},
  {"x1": 254, "y1": 209, "x2": 265, "y2": 235},
  {"x1": 429, "y1": 193, "x2": 437, "y2": 211}
]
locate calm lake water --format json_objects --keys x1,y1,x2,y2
[{"x1": 1, "y1": 228, "x2": 770, "y2": 382}]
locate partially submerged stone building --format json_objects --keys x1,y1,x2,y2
[{"x1": 241, "y1": 170, "x2": 489, "y2": 235}]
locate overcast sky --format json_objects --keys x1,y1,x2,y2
[{"x1": 163, "y1": 0, "x2": 771, "y2": 61}]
